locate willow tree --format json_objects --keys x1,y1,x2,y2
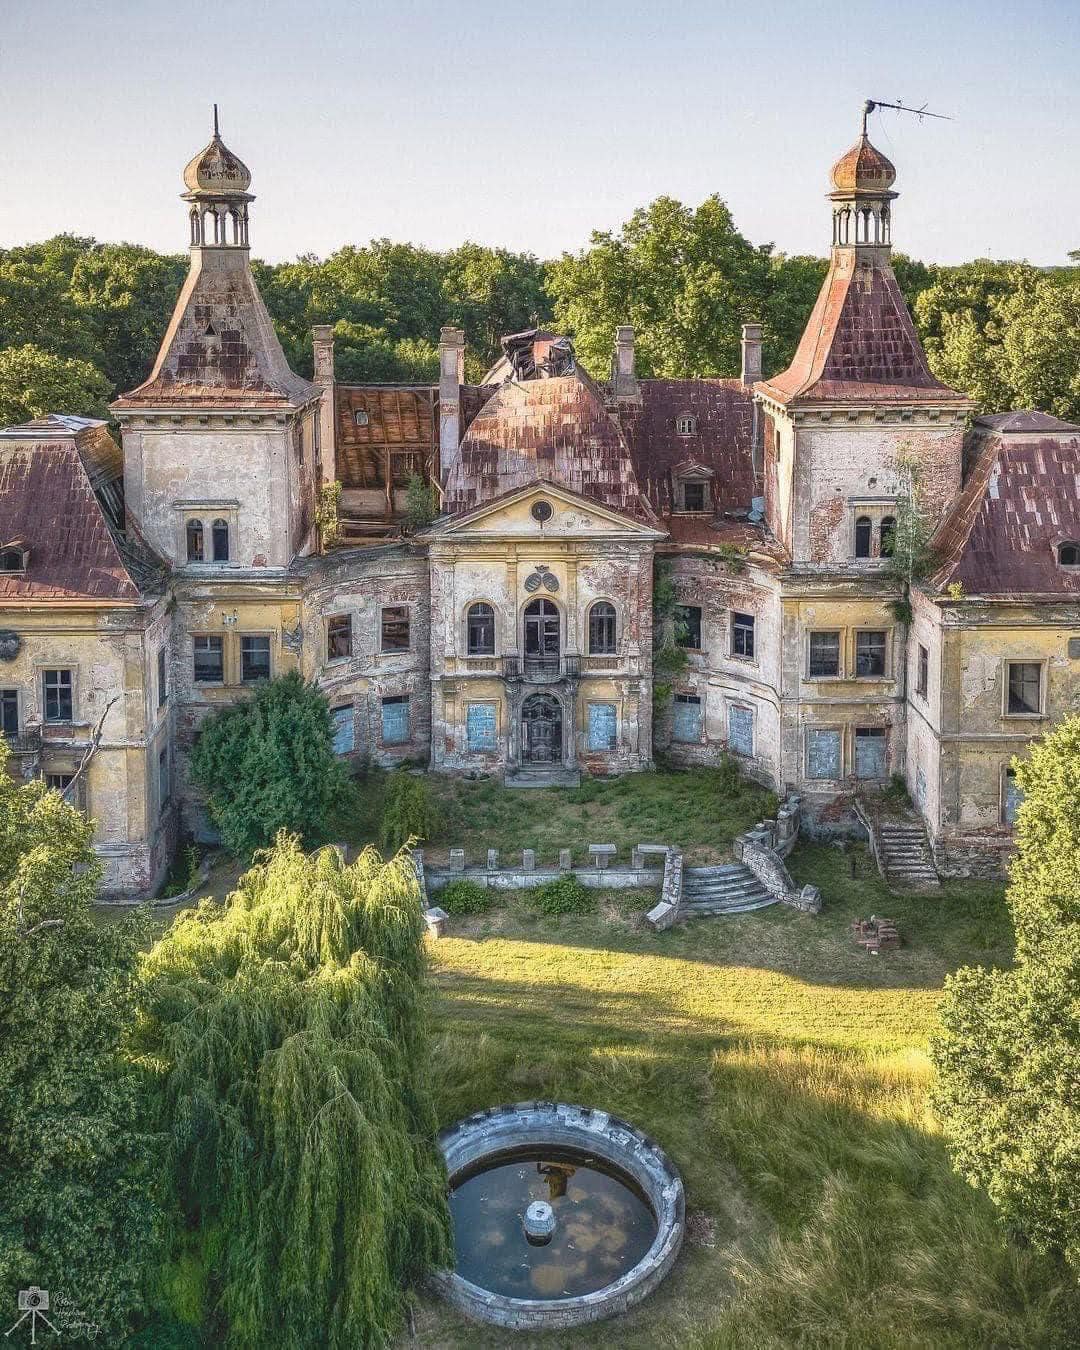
[{"x1": 136, "y1": 835, "x2": 451, "y2": 1348}]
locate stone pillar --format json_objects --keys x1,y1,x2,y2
[
  {"x1": 741, "y1": 323, "x2": 762, "y2": 387},
  {"x1": 522, "y1": 849, "x2": 535, "y2": 872},
  {"x1": 439, "y1": 327, "x2": 466, "y2": 483},
  {"x1": 558, "y1": 848, "x2": 572, "y2": 871},
  {"x1": 611, "y1": 325, "x2": 640, "y2": 402},
  {"x1": 449, "y1": 848, "x2": 466, "y2": 872},
  {"x1": 312, "y1": 324, "x2": 336, "y2": 488}
]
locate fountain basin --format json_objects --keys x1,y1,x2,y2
[{"x1": 431, "y1": 1102, "x2": 685, "y2": 1330}]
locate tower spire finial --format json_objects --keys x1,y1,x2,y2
[{"x1": 213, "y1": 103, "x2": 219, "y2": 138}]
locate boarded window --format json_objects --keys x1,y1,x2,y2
[
  {"x1": 675, "y1": 605, "x2": 702, "y2": 650},
  {"x1": 728, "y1": 705, "x2": 753, "y2": 756},
  {"x1": 917, "y1": 644, "x2": 928, "y2": 698},
  {"x1": 467, "y1": 603, "x2": 495, "y2": 655},
  {"x1": 1, "y1": 688, "x2": 18, "y2": 737},
  {"x1": 806, "y1": 728, "x2": 841, "y2": 779},
  {"x1": 1007, "y1": 662, "x2": 1041, "y2": 715},
  {"x1": 43, "y1": 669, "x2": 73, "y2": 722},
  {"x1": 331, "y1": 705, "x2": 355, "y2": 755},
  {"x1": 466, "y1": 702, "x2": 497, "y2": 751},
  {"x1": 731, "y1": 612, "x2": 755, "y2": 659},
  {"x1": 381, "y1": 695, "x2": 409, "y2": 745},
  {"x1": 193, "y1": 636, "x2": 224, "y2": 684},
  {"x1": 808, "y1": 632, "x2": 840, "y2": 678},
  {"x1": 854, "y1": 727, "x2": 887, "y2": 778},
  {"x1": 855, "y1": 630, "x2": 887, "y2": 677},
  {"x1": 587, "y1": 703, "x2": 618, "y2": 752},
  {"x1": 673, "y1": 693, "x2": 702, "y2": 743},
  {"x1": 327, "y1": 614, "x2": 352, "y2": 661},
  {"x1": 381, "y1": 606, "x2": 410, "y2": 652},
  {"x1": 588, "y1": 603, "x2": 617, "y2": 654},
  {"x1": 1003, "y1": 767, "x2": 1023, "y2": 826},
  {"x1": 240, "y1": 636, "x2": 271, "y2": 683}
]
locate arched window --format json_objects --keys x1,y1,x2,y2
[
  {"x1": 212, "y1": 518, "x2": 230, "y2": 562},
  {"x1": 0, "y1": 547, "x2": 26, "y2": 573},
  {"x1": 676, "y1": 414, "x2": 697, "y2": 436},
  {"x1": 1058, "y1": 541, "x2": 1080, "y2": 567},
  {"x1": 879, "y1": 516, "x2": 896, "y2": 559},
  {"x1": 186, "y1": 519, "x2": 204, "y2": 562},
  {"x1": 854, "y1": 516, "x2": 872, "y2": 558},
  {"x1": 588, "y1": 601, "x2": 617, "y2": 654},
  {"x1": 467, "y1": 602, "x2": 495, "y2": 656}
]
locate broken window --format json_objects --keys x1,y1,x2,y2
[
  {"x1": 682, "y1": 481, "x2": 706, "y2": 511},
  {"x1": 45, "y1": 772, "x2": 77, "y2": 805},
  {"x1": 879, "y1": 516, "x2": 896, "y2": 558},
  {"x1": 854, "y1": 727, "x2": 887, "y2": 778},
  {"x1": 186, "y1": 519, "x2": 204, "y2": 562},
  {"x1": 381, "y1": 695, "x2": 409, "y2": 745},
  {"x1": 327, "y1": 614, "x2": 352, "y2": 661},
  {"x1": 331, "y1": 704, "x2": 355, "y2": 755},
  {"x1": 855, "y1": 630, "x2": 887, "y2": 678},
  {"x1": 854, "y1": 516, "x2": 872, "y2": 558},
  {"x1": 917, "y1": 644, "x2": 928, "y2": 698},
  {"x1": 43, "y1": 669, "x2": 73, "y2": 723},
  {"x1": 1006, "y1": 661, "x2": 1042, "y2": 715},
  {"x1": 808, "y1": 631, "x2": 840, "y2": 678},
  {"x1": 674, "y1": 605, "x2": 702, "y2": 650},
  {"x1": 240, "y1": 636, "x2": 271, "y2": 683},
  {"x1": 806, "y1": 728, "x2": 841, "y2": 779},
  {"x1": 732, "y1": 612, "x2": 755, "y2": 659},
  {"x1": 728, "y1": 705, "x2": 753, "y2": 756},
  {"x1": 0, "y1": 546, "x2": 27, "y2": 573},
  {"x1": 1058, "y1": 541, "x2": 1080, "y2": 567},
  {"x1": 380, "y1": 606, "x2": 410, "y2": 652},
  {"x1": 467, "y1": 603, "x2": 496, "y2": 656},
  {"x1": 466, "y1": 702, "x2": 497, "y2": 751},
  {"x1": 193, "y1": 635, "x2": 224, "y2": 684},
  {"x1": 587, "y1": 703, "x2": 618, "y2": 752},
  {"x1": 673, "y1": 692, "x2": 702, "y2": 743},
  {"x1": 588, "y1": 602, "x2": 617, "y2": 654},
  {"x1": 1, "y1": 688, "x2": 18, "y2": 737}
]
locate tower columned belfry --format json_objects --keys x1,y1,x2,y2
[
  {"x1": 183, "y1": 106, "x2": 254, "y2": 248},
  {"x1": 829, "y1": 102, "x2": 897, "y2": 248}
]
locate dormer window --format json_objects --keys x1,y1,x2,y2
[
  {"x1": 0, "y1": 543, "x2": 28, "y2": 574},
  {"x1": 682, "y1": 481, "x2": 707, "y2": 512},
  {"x1": 354, "y1": 409, "x2": 369, "y2": 427},
  {"x1": 676, "y1": 414, "x2": 697, "y2": 436},
  {"x1": 1058, "y1": 541, "x2": 1080, "y2": 567}
]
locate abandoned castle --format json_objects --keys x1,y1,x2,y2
[{"x1": 2, "y1": 116, "x2": 1078, "y2": 896}]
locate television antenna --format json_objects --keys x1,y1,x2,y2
[{"x1": 862, "y1": 98, "x2": 952, "y2": 134}]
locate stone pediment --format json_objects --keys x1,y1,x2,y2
[{"x1": 425, "y1": 480, "x2": 667, "y2": 541}]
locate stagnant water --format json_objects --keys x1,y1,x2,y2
[{"x1": 449, "y1": 1146, "x2": 658, "y2": 1300}]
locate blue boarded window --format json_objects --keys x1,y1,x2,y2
[
  {"x1": 466, "y1": 702, "x2": 497, "y2": 751},
  {"x1": 381, "y1": 696, "x2": 409, "y2": 745},
  {"x1": 332, "y1": 704, "x2": 355, "y2": 755},
  {"x1": 587, "y1": 702, "x2": 617, "y2": 752},
  {"x1": 1003, "y1": 767, "x2": 1023, "y2": 826},
  {"x1": 806, "y1": 728, "x2": 841, "y2": 779},
  {"x1": 728, "y1": 705, "x2": 753, "y2": 756},
  {"x1": 673, "y1": 693, "x2": 702, "y2": 743}
]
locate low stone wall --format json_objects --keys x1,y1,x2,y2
[
  {"x1": 426, "y1": 843, "x2": 666, "y2": 894},
  {"x1": 732, "y1": 795, "x2": 821, "y2": 915},
  {"x1": 933, "y1": 834, "x2": 1014, "y2": 880},
  {"x1": 645, "y1": 848, "x2": 684, "y2": 932}
]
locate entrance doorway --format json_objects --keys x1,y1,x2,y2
[{"x1": 522, "y1": 694, "x2": 563, "y2": 764}]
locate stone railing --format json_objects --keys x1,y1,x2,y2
[
  {"x1": 645, "y1": 848, "x2": 684, "y2": 932},
  {"x1": 732, "y1": 795, "x2": 821, "y2": 915},
  {"x1": 426, "y1": 842, "x2": 669, "y2": 895}
]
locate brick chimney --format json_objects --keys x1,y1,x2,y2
[
  {"x1": 741, "y1": 323, "x2": 763, "y2": 387},
  {"x1": 611, "y1": 324, "x2": 640, "y2": 401},
  {"x1": 311, "y1": 325, "x2": 336, "y2": 487},
  {"x1": 439, "y1": 326, "x2": 466, "y2": 481}
]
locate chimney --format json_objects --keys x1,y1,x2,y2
[
  {"x1": 439, "y1": 326, "x2": 466, "y2": 482},
  {"x1": 611, "y1": 324, "x2": 640, "y2": 401},
  {"x1": 311, "y1": 325, "x2": 336, "y2": 488},
  {"x1": 741, "y1": 323, "x2": 763, "y2": 387}
]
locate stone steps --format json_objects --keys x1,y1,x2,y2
[
  {"x1": 503, "y1": 768, "x2": 581, "y2": 789},
  {"x1": 680, "y1": 862, "x2": 775, "y2": 916},
  {"x1": 877, "y1": 823, "x2": 940, "y2": 888}
]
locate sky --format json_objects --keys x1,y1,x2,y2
[{"x1": 2, "y1": 0, "x2": 1078, "y2": 266}]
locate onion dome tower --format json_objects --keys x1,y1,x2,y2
[
  {"x1": 181, "y1": 106, "x2": 254, "y2": 248},
  {"x1": 828, "y1": 103, "x2": 897, "y2": 248}
]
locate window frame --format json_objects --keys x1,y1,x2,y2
[
  {"x1": 1001, "y1": 763, "x2": 1024, "y2": 827},
  {"x1": 380, "y1": 605, "x2": 411, "y2": 654},
  {"x1": 916, "y1": 643, "x2": 928, "y2": 699},
  {"x1": 680, "y1": 479, "x2": 708, "y2": 513},
  {"x1": 731, "y1": 611, "x2": 756, "y2": 661},
  {"x1": 674, "y1": 604, "x2": 703, "y2": 651},
  {"x1": 380, "y1": 694, "x2": 410, "y2": 746},
  {"x1": 186, "y1": 518, "x2": 205, "y2": 563},
  {"x1": 807, "y1": 630, "x2": 841, "y2": 680},
  {"x1": 211, "y1": 518, "x2": 230, "y2": 563},
  {"x1": 326, "y1": 613, "x2": 353, "y2": 663},
  {"x1": 675, "y1": 414, "x2": 697, "y2": 436},
  {"x1": 853, "y1": 726, "x2": 888, "y2": 779},
  {"x1": 192, "y1": 634, "x2": 225, "y2": 685},
  {"x1": 42, "y1": 668, "x2": 74, "y2": 724},
  {"x1": 1058, "y1": 541, "x2": 1080, "y2": 568},
  {"x1": 1004, "y1": 659, "x2": 1045, "y2": 718},
  {"x1": 466, "y1": 602, "x2": 496, "y2": 657},
  {"x1": 331, "y1": 703, "x2": 356, "y2": 756},
  {"x1": 672, "y1": 691, "x2": 703, "y2": 744},
  {"x1": 854, "y1": 515, "x2": 873, "y2": 559},
  {"x1": 157, "y1": 646, "x2": 168, "y2": 709},
  {"x1": 239, "y1": 634, "x2": 272, "y2": 685},
  {"x1": 1, "y1": 687, "x2": 19, "y2": 737},
  {"x1": 587, "y1": 601, "x2": 618, "y2": 655},
  {"x1": 853, "y1": 628, "x2": 888, "y2": 679}
]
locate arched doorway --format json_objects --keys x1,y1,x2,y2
[
  {"x1": 521, "y1": 694, "x2": 562, "y2": 765},
  {"x1": 523, "y1": 598, "x2": 560, "y2": 670}
]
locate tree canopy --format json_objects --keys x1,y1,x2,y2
[
  {"x1": 932, "y1": 716, "x2": 1080, "y2": 1272},
  {"x1": 135, "y1": 834, "x2": 451, "y2": 1348},
  {"x1": 0, "y1": 741, "x2": 163, "y2": 1342}
]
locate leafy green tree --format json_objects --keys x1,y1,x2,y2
[
  {"x1": 403, "y1": 473, "x2": 437, "y2": 531},
  {"x1": 0, "y1": 342, "x2": 113, "y2": 425},
  {"x1": 381, "y1": 770, "x2": 441, "y2": 854},
  {"x1": 189, "y1": 671, "x2": 348, "y2": 858},
  {"x1": 0, "y1": 741, "x2": 164, "y2": 1342},
  {"x1": 932, "y1": 716, "x2": 1080, "y2": 1272},
  {"x1": 441, "y1": 242, "x2": 550, "y2": 373},
  {"x1": 135, "y1": 835, "x2": 451, "y2": 1348}
]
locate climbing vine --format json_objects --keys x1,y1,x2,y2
[{"x1": 884, "y1": 447, "x2": 939, "y2": 624}]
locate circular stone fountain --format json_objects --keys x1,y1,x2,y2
[{"x1": 431, "y1": 1102, "x2": 685, "y2": 1330}]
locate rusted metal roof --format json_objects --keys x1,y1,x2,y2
[
  {"x1": 931, "y1": 417, "x2": 1080, "y2": 596},
  {"x1": 757, "y1": 251, "x2": 970, "y2": 407},
  {"x1": 444, "y1": 370, "x2": 655, "y2": 521},
  {"x1": 619, "y1": 379, "x2": 756, "y2": 515},
  {"x1": 0, "y1": 431, "x2": 142, "y2": 602},
  {"x1": 830, "y1": 133, "x2": 896, "y2": 194}
]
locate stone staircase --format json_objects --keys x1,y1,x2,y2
[
  {"x1": 503, "y1": 767, "x2": 581, "y2": 789},
  {"x1": 877, "y1": 821, "x2": 940, "y2": 889},
  {"x1": 681, "y1": 863, "x2": 777, "y2": 917}
]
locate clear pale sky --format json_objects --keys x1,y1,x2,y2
[{"x1": 2, "y1": 0, "x2": 1078, "y2": 265}]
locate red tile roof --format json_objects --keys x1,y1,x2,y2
[
  {"x1": 757, "y1": 250, "x2": 970, "y2": 407},
  {"x1": 930, "y1": 419, "x2": 1080, "y2": 597},
  {"x1": 0, "y1": 432, "x2": 141, "y2": 602}
]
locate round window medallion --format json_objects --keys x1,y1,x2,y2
[{"x1": 531, "y1": 500, "x2": 553, "y2": 524}]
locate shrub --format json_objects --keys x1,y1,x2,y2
[
  {"x1": 189, "y1": 671, "x2": 347, "y2": 858},
  {"x1": 381, "y1": 769, "x2": 441, "y2": 854},
  {"x1": 530, "y1": 874, "x2": 594, "y2": 917},
  {"x1": 439, "y1": 879, "x2": 494, "y2": 915}
]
